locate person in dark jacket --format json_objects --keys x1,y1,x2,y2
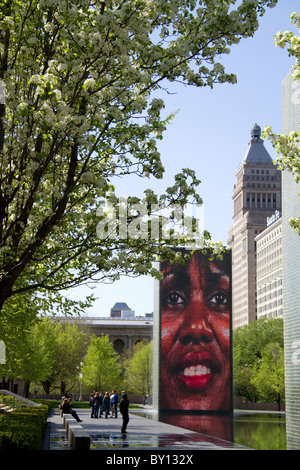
[
  {"x1": 93, "y1": 392, "x2": 101, "y2": 418},
  {"x1": 103, "y1": 392, "x2": 111, "y2": 418},
  {"x1": 119, "y1": 393, "x2": 130, "y2": 434},
  {"x1": 89, "y1": 392, "x2": 95, "y2": 418}
]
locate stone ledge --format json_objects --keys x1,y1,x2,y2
[
  {"x1": 62, "y1": 413, "x2": 90, "y2": 450},
  {"x1": 69, "y1": 425, "x2": 90, "y2": 451}
]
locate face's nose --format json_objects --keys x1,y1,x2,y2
[{"x1": 178, "y1": 299, "x2": 214, "y2": 346}]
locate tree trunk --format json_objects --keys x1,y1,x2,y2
[
  {"x1": 60, "y1": 381, "x2": 66, "y2": 396},
  {"x1": 41, "y1": 379, "x2": 51, "y2": 395}
]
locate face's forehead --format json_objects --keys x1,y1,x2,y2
[
  {"x1": 161, "y1": 252, "x2": 229, "y2": 279},
  {"x1": 208, "y1": 260, "x2": 223, "y2": 274}
]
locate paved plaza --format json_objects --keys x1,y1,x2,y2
[{"x1": 43, "y1": 406, "x2": 251, "y2": 451}]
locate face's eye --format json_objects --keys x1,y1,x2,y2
[
  {"x1": 208, "y1": 292, "x2": 229, "y2": 309},
  {"x1": 165, "y1": 291, "x2": 185, "y2": 306}
]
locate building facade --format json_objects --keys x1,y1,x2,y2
[
  {"x1": 281, "y1": 70, "x2": 300, "y2": 450},
  {"x1": 57, "y1": 316, "x2": 153, "y2": 354},
  {"x1": 228, "y1": 124, "x2": 282, "y2": 329},
  {"x1": 255, "y1": 215, "x2": 283, "y2": 320}
]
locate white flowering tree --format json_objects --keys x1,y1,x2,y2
[
  {"x1": 264, "y1": 12, "x2": 300, "y2": 234},
  {"x1": 0, "y1": 0, "x2": 278, "y2": 314}
]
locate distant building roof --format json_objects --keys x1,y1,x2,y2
[
  {"x1": 111, "y1": 302, "x2": 130, "y2": 310},
  {"x1": 242, "y1": 123, "x2": 273, "y2": 164}
]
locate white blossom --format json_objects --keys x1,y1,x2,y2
[{"x1": 0, "y1": 0, "x2": 277, "y2": 311}]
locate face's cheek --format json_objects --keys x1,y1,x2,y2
[
  {"x1": 160, "y1": 315, "x2": 180, "y2": 359},
  {"x1": 213, "y1": 317, "x2": 231, "y2": 355},
  {"x1": 160, "y1": 315, "x2": 183, "y2": 408},
  {"x1": 208, "y1": 316, "x2": 231, "y2": 388},
  {"x1": 221, "y1": 325, "x2": 230, "y2": 348}
]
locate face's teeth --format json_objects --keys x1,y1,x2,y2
[{"x1": 183, "y1": 365, "x2": 211, "y2": 376}]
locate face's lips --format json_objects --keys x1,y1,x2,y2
[{"x1": 172, "y1": 351, "x2": 221, "y2": 392}]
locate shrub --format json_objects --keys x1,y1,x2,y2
[{"x1": 0, "y1": 404, "x2": 49, "y2": 450}]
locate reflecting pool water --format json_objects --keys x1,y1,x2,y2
[
  {"x1": 233, "y1": 411, "x2": 286, "y2": 450},
  {"x1": 134, "y1": 410, "x2": 286, "y2": 450}
]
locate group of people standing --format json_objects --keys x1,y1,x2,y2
[
  {"x1": 89, "y1": 390, "x2": 119, "y2": 419},
  {"x1": 89, "y1": 390, "x2": 130, "y2": 434},
  {"x1": 60, "y1": 390, "x2": 130, "y2": 434}
]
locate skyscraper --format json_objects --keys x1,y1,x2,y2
[
  {"x1": 255, "y1": 215, "x2": 283, "y2": 321},
  {"x1": 228, "y1": 124, "x2": 282, "y2": 329},
  {"x1": 281, "y1": 70, "x2": 300, "y2": 450}
]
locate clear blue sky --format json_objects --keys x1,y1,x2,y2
[{"x1": 66, "y1": 0, "x2": 299, "y2": 317}]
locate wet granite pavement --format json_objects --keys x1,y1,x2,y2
[{"x1": 44, "y1": 407, "x2": 251, "y2": 451}]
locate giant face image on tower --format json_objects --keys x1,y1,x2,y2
[{"x1": 159, "y1": 250, "x2": 232, "y2": 412}]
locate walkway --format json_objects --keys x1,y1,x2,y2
[{"x1": 44, "y1": 406, "x2": 251, "y2": 451}]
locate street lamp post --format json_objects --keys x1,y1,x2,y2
[{"x1": 76, "y1": 362, "x2": 84, "y2": 401}]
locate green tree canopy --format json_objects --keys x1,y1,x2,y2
[
  {"x1": 233, "y1": 317, "x2": 284, "y2": 402},
  {"x1": 251, "y1": 342, "x2": 285, "y2": 409},
  {"x1": 0, "y1": 293, "x2": 40, "y2": 380},
  {"x1": 81, "y1": 335, "x2": 123, "y2": 392},
  {"x1": 38, "y1": 319, "x2": 89, "y2": 395},
  {"x1": 0, "y1": 0, "x2": 278, "y2": 313},
  {"x1": 0, "y1": 314, "x2": 57, "y2": 396},
  {"x1": 0, "y1": 314, "x2": 88, "y2": 395},
  {"x1": 123, "y1": 340, "x2": 152, "y2": 396},
  {"x1": 233, "y1": 317, "x2": 283, "y2": 367}
]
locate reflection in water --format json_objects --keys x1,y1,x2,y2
[
  {"x1": 233, "y1": 412, "x2": 286, "y2": 450},
  {"x1": 136, "y1": 410, "x2": 286, "y2": 450},
  {"x1": 159, "y1": 413, "x2": 234, "y2": 444}
]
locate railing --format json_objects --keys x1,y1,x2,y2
[
  {"x1": 55, "y1": 315, "x2": 153, "y2": 322},
  {"x1": 0, "y1": 389, "x2": 41, "y2": 407}
]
